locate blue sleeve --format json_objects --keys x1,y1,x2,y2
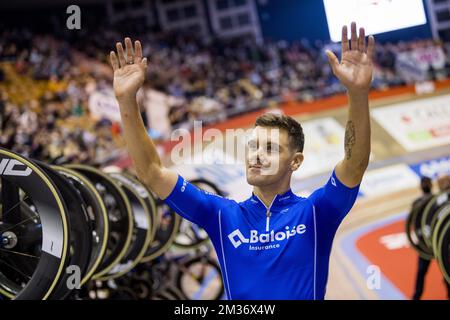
[
  {"x1": 163, "y1": 175, "x2": 227, "y2": 231},
  {"x1": 308, "y1": 169, "x2": 360, "y2": 224}
]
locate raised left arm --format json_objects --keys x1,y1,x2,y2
[{"x1": 326, "y1": 22, "x2": 375, "y2": 187}]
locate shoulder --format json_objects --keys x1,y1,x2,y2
[{"x1": 211, "y1": 193, "x2": 240, "y2": 211}]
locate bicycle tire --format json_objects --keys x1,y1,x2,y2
[
  {"x1": 436, "y1": 217, "x2": 450, "y2": 285},
  {"x1": 34, "y1": 161, "x2": 92, "y2": 299},
  {"x1": 405, "y1": 194, "x2": 434, "y2": 259},
  {"x1": 0, "y1": 148, "x2": 69, "y2": 300},
  {"x1": 176, "y1": 256, "x2": 224, "y2": 300},
  {"x1": 431, "y1": 203, "x2": 450, "y2": 257},
  {"x1": 121, "y1": 172, "x2": 158, "y2": 246},
  {"x1": 66, "y1": 165, "x2": 134, "y2": 279},
  {"x1": 421, "y1": 190, "x2": 450, "y2": 251},
  {"x1": 96, "y1": 172, "x2": 154, "y2": 280},
  {"x1": 53, "y1": 166, "x2": 109, "y2": 285}
]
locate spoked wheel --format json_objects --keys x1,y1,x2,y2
[
  {"x1": 140, "y1": 199, "x2": 181, "y2": 263},
  {"x1": 0, "y1": 148, "x2": 69, "y2": 300},
  {"x1": 176, "y1": 256, "x2": 224, "y2": 300},
  {"x1": 96, "y1": 172, "x2": 154, "y2": 280},
  {"x1": 66, "y1": 165, "x2": 134, "y2": 279},
  {"x1": 174, "y1": 179, "x2": 222, "y2": 249},
  {"x1": 405, "y1": 194, "x2": 434, "y2": 260},
  {"x1": 53, "y1": 166, "x2": 109, "y2": 286}
]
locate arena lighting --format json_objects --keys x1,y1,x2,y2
[{"x1": 323, "y1": 0, "x2": 427, "y2": 42}]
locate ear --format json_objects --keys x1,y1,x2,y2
[{"x1": 291, "y1": 152, "x2": 304, "y2": 171}]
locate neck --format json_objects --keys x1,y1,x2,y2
[{"x1": 253, "y1": 178, "x2": 292, "y2": 208}]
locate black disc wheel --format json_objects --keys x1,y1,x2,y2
[
  {"x1": 0, "y1": 148, "x2": 69, "y2": 300},
  {"x1": 96, "y1": 172, "x2": 154, "y2": 280},
  {"x1": 436, "y1": 216, "x2": 450, "y2": 285},
  {"x1": 52, "y1": 166, "x2": 109, "y2": 285},
  {"x1": 421, "y1": 190, "x2": 450, "y2": 251},
  {"x1": 431, "y1": 202, "x2": 450, "y2": 256},
  {"x1": 66, "y1": 165, "x2": 134, "y2": 279},
  {"x1": 405, "y1": 194, "x2": 434, "y2": 260},
  {"x1": 34, "y1": 161, "x2": 92, "y2": 299}
]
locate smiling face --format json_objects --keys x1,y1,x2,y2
[{"x1": 245, "y1": 125, "x2": 303, "y2": 187}]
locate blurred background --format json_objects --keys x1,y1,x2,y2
[{"x1": 1, "y1": 0, "x2": 450, "y2": 299}]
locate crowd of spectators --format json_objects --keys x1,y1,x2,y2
[{"x1": 1, "y1": 26, "x2": 449, "y2": 165}]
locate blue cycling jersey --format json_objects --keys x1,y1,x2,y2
[{"x1": 164, "y1": 169, "x2": 359, "y2": 300}]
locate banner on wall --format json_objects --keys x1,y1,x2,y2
[
  {"x1": 371, "y1": 94, "x2": 450, "y2": 152},
  {"x1": 409, "y1": 155, "x2": 450, "y2": 179},
  {"x1": 412, "y1": 46, "x2": 446, "y2": 71},
  {"x1": 144, "y1": 89, "x2": 183, "y2": 140},
  {"x1": 396, "y1": 52, "x2": 428, "y2": 83},
  {"x1": 88, "y1": 88, "x2": 121, "y2": 123},
  {"x1": 395, "y1": 46, "x2": 446, "y2": 83},
  {"x1": 359, "y1": 164, "x2": 420, "y2": 198}
]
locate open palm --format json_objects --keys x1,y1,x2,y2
[
  {"x1": 110, "y1": 38, "x2": 148, "y2": 99},
  {"x1": 326, "y1": 22, "x2": 375, "y2": 93}
]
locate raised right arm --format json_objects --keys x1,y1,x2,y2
[{"x1": 110, "y1": 37, "x2": 177, "y2": 199}]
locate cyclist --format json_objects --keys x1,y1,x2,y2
[{"x1": 110, "y1": 22, "x2": 373, "y2": 299}]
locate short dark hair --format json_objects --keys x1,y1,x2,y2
[
  {"x1": 254, "y1": 113, "x2": 305, "y2": 152},
  {"x1": 420, "y1": 176, "x2": 432, "y2": 193},
  {"x1": 421, "y1": 176, "x2": 432, "y2": 185}
]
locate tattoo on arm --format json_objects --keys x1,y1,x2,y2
[{"x1": 345, "y1": 121, "x2": 355, "y2": 160}]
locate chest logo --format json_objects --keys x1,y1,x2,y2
[{"x1": 227, "y1": 224, "x2": 306, "y2": 249}]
